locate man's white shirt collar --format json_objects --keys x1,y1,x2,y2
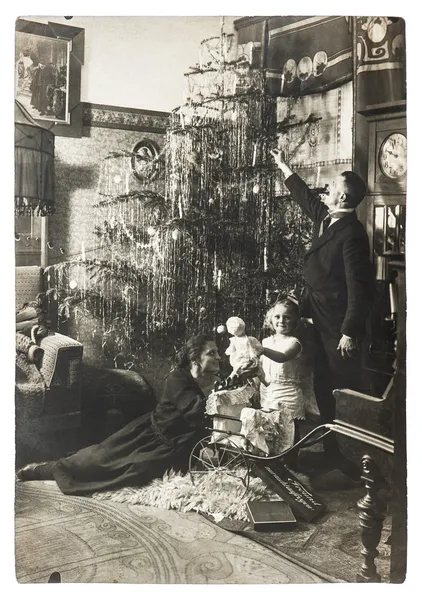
[{"x1": 328, "y1": 208, "x2": 355, "y2": 224}]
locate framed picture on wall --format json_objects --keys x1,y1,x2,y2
[
  {"x1": 15, "y1": 19, "x2": 85, "y2": 136},
  {"x1": 15, "y1": 29, "x2": 70, "y2": 123}
]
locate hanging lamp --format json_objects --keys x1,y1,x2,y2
[{"x1": 14, "y1": 99, "x2": 55, "y2": 216}]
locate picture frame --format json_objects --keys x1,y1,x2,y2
[
  {"x1": 15, "y1": 19, "x2": 85, "y2": 137},
  {"x1": 131, "y1": 139, "x2": 160, "y2": 182}
]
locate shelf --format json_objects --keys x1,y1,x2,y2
[{"x1": 359, "y1": 101, "x2": 406, "y2": 119}]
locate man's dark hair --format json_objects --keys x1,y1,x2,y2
[{"x1": 341, "y1": 171, "x2": 367, "y2": 207}]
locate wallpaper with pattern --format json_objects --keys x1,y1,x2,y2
[{"x1": 50, "y1": 132, "x2": 166, "y2": 264}]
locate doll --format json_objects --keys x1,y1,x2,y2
[
  {"x1": 225, "y1": 316, "x2": 269, "y2": 386},
  {"x1": 206, "y1": 317, "x2": 266, "y2": 445}
]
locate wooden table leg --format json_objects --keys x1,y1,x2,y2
[{"x1": 356, "y1": 454, "x2": 386, "y2": 582}]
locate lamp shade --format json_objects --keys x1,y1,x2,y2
[{"x1": 15, "y1": 99, "x2": 55, "y2": 216}]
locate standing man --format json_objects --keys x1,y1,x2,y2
[{"x1": 271, "y1": 149, "x2": 375, "y2": 479}]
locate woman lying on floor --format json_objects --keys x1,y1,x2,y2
[{"x1": 17, "y1": 334, "x2": 221, "y2": 496}]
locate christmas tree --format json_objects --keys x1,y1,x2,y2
[{"x1": 51, "y1": 31, "x2": 314, "y2": 369}]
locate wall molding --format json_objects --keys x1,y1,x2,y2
[{"x1": 82, "y1": 103, "x2": 170, "y2": 133}]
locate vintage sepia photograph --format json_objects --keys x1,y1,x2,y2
[
  {"x1": 12, "y1": 9, "x2": 411, "y2": 588},
  {"x1": 15, "y1": 24, "x2": 69, "y2": 123}
]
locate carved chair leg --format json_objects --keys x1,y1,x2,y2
[{"x1": 356, "y1": 454, "x2": 386, "y2": 583}]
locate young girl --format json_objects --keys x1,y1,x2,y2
[{"x1": 260, "y1": 298, "x2": 305, "y2": 449}]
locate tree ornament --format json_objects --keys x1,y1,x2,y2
[
  {"x1": 216, "y1": 324, "x2": 226, "y2": 334},
  {"x1": 253, "y1": 183, "x2": 260, "y2": 194},
  {"x1": 171, "y1": 229, "x2": 180, "y2": 240},
  {"x1": 147, "y1": 226, "x2": 157, "y2": 236},
  {"x1": 69, "y1": 279, "x2": 78, "y2": 290}
]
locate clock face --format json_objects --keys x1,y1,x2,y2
[{"x1": 379, "y1": 132, "x2": 407, "y2": 180}]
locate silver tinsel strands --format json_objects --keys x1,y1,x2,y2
[
  {"x1": 162, "y1": 54, "x2": 278, "y2": 338},
  {"x1": 49, "y1": 32, "x2": 316, "y2": 368}
]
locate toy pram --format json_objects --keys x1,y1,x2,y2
[{"x1": 189, "y1": 382, "x2": 333, "y2": 492}]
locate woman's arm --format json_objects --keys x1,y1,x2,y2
[
  {"x1": 182, "y1": 393, "x2": 209, "y2": 428},
  {"x1": 164, "y1": 369, "x2": 209, "y2": 428}
]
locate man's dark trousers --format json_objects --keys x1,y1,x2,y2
[{"x1": 313, "y1": 328, "x2": 363, "y2": 453}]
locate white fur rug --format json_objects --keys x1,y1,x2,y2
[{"x1": 93, "y1": 468, "x2": 277, "y2": 522}]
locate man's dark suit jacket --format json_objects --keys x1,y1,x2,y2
[{"x1": 285, "y1": 173, "x2": 374, "y2": 340}]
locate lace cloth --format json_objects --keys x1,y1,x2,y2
[{"x1": 239, "y1": 406, "x2": 295, "y2": 455}]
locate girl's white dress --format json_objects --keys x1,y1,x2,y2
[{"x1": 259, "y1": 334, "x2": 306, "y2": 420}]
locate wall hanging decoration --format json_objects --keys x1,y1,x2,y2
[
  {"x1": 15, "y1": 18, "x2": 85, "y2": 137},
  {"x1": 131, "y1": 140, "x2": 160, "y2": 182},
  {"x1": 354, "y1": 17, "x2": 405, "y2": 112},
  {"x1": 264, "y1": 16, "x2": 353, "y2": 96}
]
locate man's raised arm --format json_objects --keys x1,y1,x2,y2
[{"x1": 270, "y1": 148, "x2": 327, "y2": 224}]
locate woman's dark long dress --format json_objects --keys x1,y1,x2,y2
[{"x1": 51, "y1": 368, "x2": 209, "y2": 496}]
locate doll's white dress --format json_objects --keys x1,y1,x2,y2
[
  {"x1": 259, "y1": 334, "x2": 305, "y2": 420},
  {"x1": 225, "y1": 335, "x2": 261, "y2": 372}
]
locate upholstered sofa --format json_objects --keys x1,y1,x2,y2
[{"x1": 15, "y1": 266, "x2": 83, "y2": 461}]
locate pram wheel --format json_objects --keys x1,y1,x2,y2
[{"x1": 189, "y1": 435, "x2": 250, "y2": 491}]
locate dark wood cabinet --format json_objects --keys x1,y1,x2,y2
[{"x1": 333, "y1": 98, "x2": 407, "y2": 581}]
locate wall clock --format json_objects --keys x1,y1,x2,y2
[
  {"x1": 131, "y1": 140, "x2": 160, "y2": 182},
  {"x1": 367, "y1": 114, "x2": 406, "y2": 195},
  {"x1": 378, "y1": 132, "x2": 407, "y2": 180}
]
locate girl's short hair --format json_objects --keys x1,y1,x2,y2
[
  {"x1": 263, "y1": 298, "x2": 300, "y2": 332},
  {"x1": 174, "y1": 333, "x2": 215, "y2": 369}
]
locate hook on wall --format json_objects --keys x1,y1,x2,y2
[{"x1": 47, "y1": 242, "x2": 54, "y2": 250}]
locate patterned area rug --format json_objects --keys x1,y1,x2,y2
[
  {"x1": 92, "y1": 465, "x2": 391, "y2": 583},
  {"x1": 15, "y1": 480, "x2": 324, "y2": 584},
  {"x1": 206, "y1": 479, "x2": 392, "y2": 584}
]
